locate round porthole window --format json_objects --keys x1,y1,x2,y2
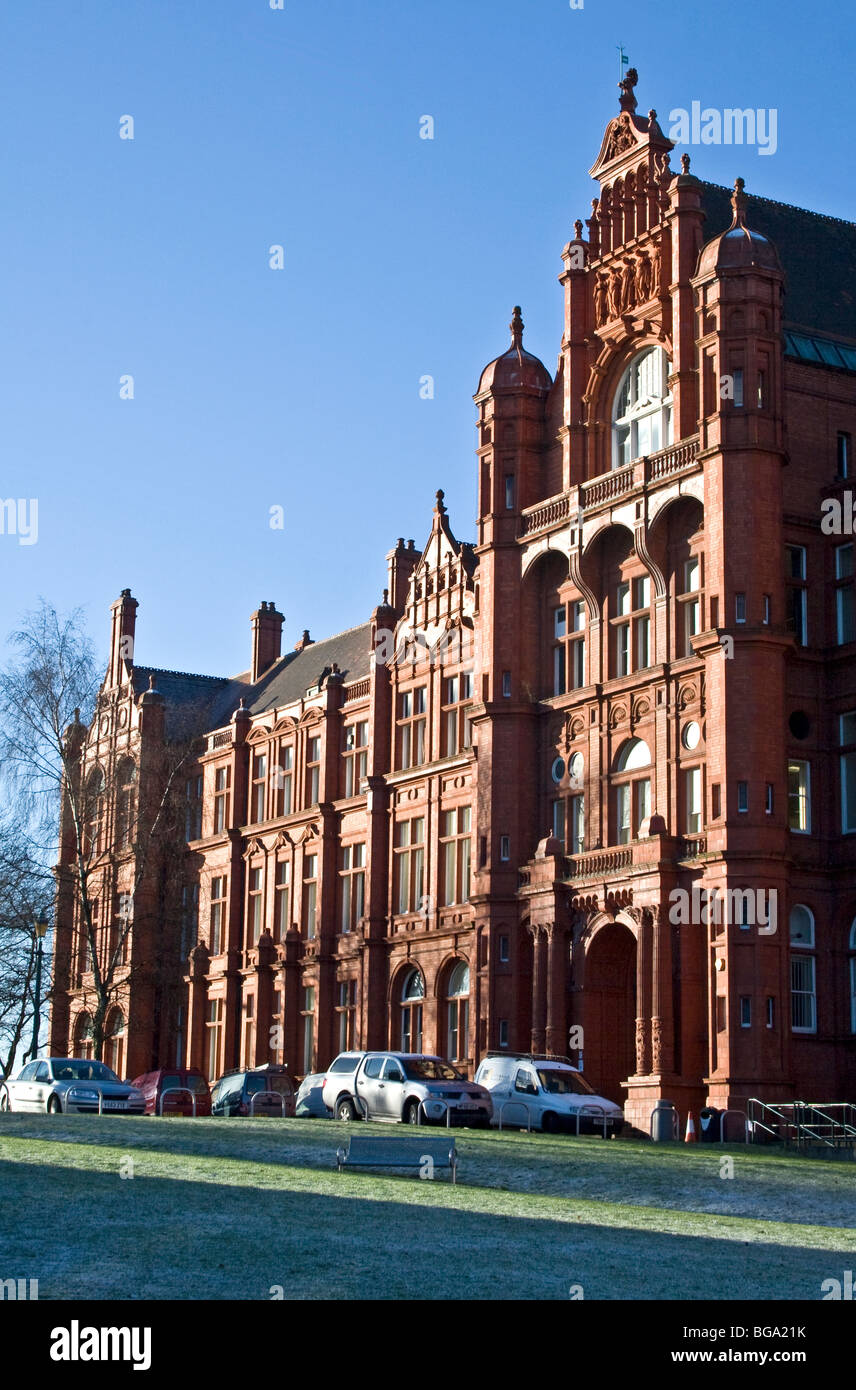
[
  {"x1": 569, "y1": 753, "x2": 584, "y2": 787},
  {"x1": 682, "y1": 721, "x2": 701, "y2": 751},
  {"x1": 551, "y1": 757, "x2": 565, "y2": 783}
]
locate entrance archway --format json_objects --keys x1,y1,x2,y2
[{"x1": 582, "y1": 921, "x2": 636, "y2": 1103}]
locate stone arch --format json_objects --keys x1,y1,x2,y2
[{"x1": 579, "y1": 914, "x2": 637, "y2": 1103}]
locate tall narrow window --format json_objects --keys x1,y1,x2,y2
[
  {"x1": 613, "y1": 737, "x2": 652, "y2": 844},
  {"x1": 849, "y1": 919, "x2": 856, "y2": 1034},
  {"x1": 301, "y1": 987, "x2": 315, "y2": 1073},
  {"x1": 246, "y1": 866, "x2": 263, "y2": 946},
  {"x1": 611, "y1": 347, "x2": 673, "y2": 468},
  {"x1": 840, "y1": 712, "x2": 856, "y2": 834},
  {"x1": 440, "y1": 807, "x2": 472, "y2": 906},
  {"x1": 274, "y1": 861, "x2": 290, "y2": 941},
  {"x1": 343, "y1": 721, "x2": 369, "y2": 797},
  {"x1": 552, "y1": 606, "x2": 567, "y2": 696},
  {"x1": 443, "y1": 673, "x2": 474, "y2": 756},
  {"x1": 398, "y1": 687, "x2": 427, "y2": 769},
  {"x1": 305, "y1": 736, "x2": 321, "y2": 805},
  {"x1": 684, "y1": 767, "x2": 702, "y2": 834},
  {"x1": 395, "y1": 816, "x2": 425, "y2": 914},
  {"x1": 209, "y1": 875, "x2": 227, "y2": 955},
  {"x1": 446, "y1": 961, "x2": 470, "y2": 1063},
  {"x1": 569, "y1": 794, "x2": 585, "y2": 854},
  {"x1": 183, "y1": 771, "x2": 201, "y2": 843},
  {"x1": 340, "y1": 843, "x2": 365, "y2": 933},
  {"x1": 786, "y1": 545, "x2": 807, "y2": 645},
  {"x1": 838, "y1": 431, "x2": 851, "y2": 479},
  {"x1": 250, "y1": 751, "x2": 267, "y2": 823},
  {"x1": 735, "y1": 593, "x2": 747, "y2": 624},
  {"x1": 303, "y1": 854, "x2": 318, "y2": 938},
  {"x1": 400, "y1": 969, "x2": 424, "y2": 1052},
  {"x1": 787, "y1": 761, "x2": 811, "y2": 833},
  {"x1": 206, "y1": 999, "x2": 224, "y2": 1081},
  {"x1": 789, "y1": 906, "x2": 816, "y2": 1033},
  {"x1": 835, "y1": 544, "x2": 855, "y2": 645},
  {"x1": 273, "y1": 744, "x2": 293, "y2": 816},
  {"x1": 336, "y1": 979, "x2": 357, "y2": 1051},
  {"x1": 214, "y1": 766, "x2": 230, "y2": 834}
]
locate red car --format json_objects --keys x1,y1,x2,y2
[{"x1": 131, "y1": 1067, "x2": 212, "y2": 1117}]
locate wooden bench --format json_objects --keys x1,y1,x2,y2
[{"x1": 335, "y1": 1134, "x2": 458, "y2": 1184}]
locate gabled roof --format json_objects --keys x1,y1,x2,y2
[
  {"x1": 244, "y1": 623, "x2": 373, "y2": 716},
  {"x1": 132, "y1": 666, "x2": 243, "y2": 740},
  {"x1": 699, "y1": 182, "x2": 856, "y2": 339}
]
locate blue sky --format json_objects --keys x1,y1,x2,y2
[{"x1": 0, "y1": 0, "x2": 851, "y2": 678}]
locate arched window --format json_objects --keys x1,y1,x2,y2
[
  {"x1": 116, "y1": 759, "x2": 137, "y2": 849},
  {"x1": 613, "y1": 738, "x2": 652, "y2": 844},
  {"x1": 73, "y1": 1011, "x2": 94, "y2": 1061},
  {"x1": 84, "y1": 769, "x2": 105, "y2": 858},
  {"x1": 612, "y1": 347, "x2": 673, "y2": 469},
  {"x1": 445, "y1": 961, "x2": 470, "y2": 1064},
  {"x1": 849, "y1": 919, "x2": 856, "y2": 1034},
  {"x1": 105, "y1": 1007, "x2": 126, "y2": 1078},
  {"x1": 789, "y1": 906, "x2": 816, "y2": 1033},
  {"x1": 400, "y1": 969, "x2": 424, "y2": 1053}
]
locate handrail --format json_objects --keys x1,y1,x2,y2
[
  {"x1": 747, "y1": 1098, "x2": 856, "y2": 1149},
  {"x1": 158, "y1": 1087, "x2": 197, "y2": 1117},
  {"x1": 574, "y1": 1104, "x2": 607, "y2": 1139},
  {"x1": 497, "y1": 1100, "x2": 532, "y2": 1132}
]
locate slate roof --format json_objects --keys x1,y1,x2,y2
[
  {"x1": 130, "y1": 622, "x2": 374, "y2": 737},
  {"x1": 699, "y1": 182, "x2": 856, "y2": 340}
]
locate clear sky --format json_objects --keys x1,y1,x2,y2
[{"x1": 0, "y1": 0, "x2": 851, "y2": 678}]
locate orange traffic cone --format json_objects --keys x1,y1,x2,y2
[{"x1": 684, "y1": 1112, "x2": 697, "y2": 1143}]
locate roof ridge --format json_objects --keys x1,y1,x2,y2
[
  {"x1": 701, "y1": 180, "x2": 856, "y2": 230},
  {"x1": 135, "y1": 665, "x2": 231, "y2": 684}
]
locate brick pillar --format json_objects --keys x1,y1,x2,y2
[
  {"x1": 186, "y1": 943, "x2": 210, "y2": 1071},
  {"x1": 530, "y1": 926, "x2": 548, "y2": 1053},
  {"x1": 651, "y1": 902, "x2": 674, "y2": 1074},
  {"x1": 635, "y1": 911, "x2": 652, "y2": 1075},
  {"x1": 253, "y1": 931, "x2": 275, "y2": 1065},
  {"x1": 545, "y1": 925, "x2": 568, "y2": 1056},
  {"x1": 281, "y1": 929, "x2": 302, "y2": 1074}
]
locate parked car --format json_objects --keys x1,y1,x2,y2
[
  {"x1": 210, "y1": 1064, "x2": 296, "y2": 1117},
  {"x1": 322, "y1": 1050, "x2": 493, "y2": 1126},
  {"x1": 295, "y1": 1072, "x2": 329, "y2": 1118},
  {"x1": 131, "y1": 1067, "x2": 212, "y2": 1116},
  {"x1": 474, "y1": 1053, "x2": 624, "y2": 1135},
  {"x1": 0, "y1": 1058, "x2": 146, "y2": 1116}
]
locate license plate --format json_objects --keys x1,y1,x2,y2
[
  {"x1": 102, "y1": 1100, "x2": 128, "y2": 1111},
  {"x1": 458, "y1": 1104, "x2": 479, "y2": 1111}
]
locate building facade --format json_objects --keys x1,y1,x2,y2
[{"x1": 50, "y1": 71, "x2": 856, "y2": 1130}]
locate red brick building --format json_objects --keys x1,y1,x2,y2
[{"x1": 50, "y1": 71, "x2": 856, "y2": 1129}]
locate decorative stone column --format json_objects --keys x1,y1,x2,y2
[{"x1": 529, "y1": 925, "x2": 548, "y2": 1054}]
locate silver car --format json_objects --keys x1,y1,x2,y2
[
  {"x1": 0, "y1": 1057, "x2": 146, "y2": 1115},
  {"x1": 327, "y1": 1051, "x2": 493, "y2": 1126}
]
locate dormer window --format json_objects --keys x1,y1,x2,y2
[{"x1": 612, "y1": 347, "x2": 673, "y2": 469}]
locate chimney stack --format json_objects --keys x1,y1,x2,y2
[
  {"x1": 108, "y1": 589, "x2": 138, "y2": 687},
  {"x1": 251, "y1": 602, "x2": 284, "y2": 682},
  {"x1": 386, "y1": 538, "x2": 419, "y2": 614}
]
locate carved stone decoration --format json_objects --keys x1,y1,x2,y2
[
  {"x1": 621, "y1": 262, "x2": 635, "y2": 313},
  {"x1": 635, "y1": 252, "x2": 653, "y2": 303},
  {"x1": 635, "y1": 1016, "x2": 650, "y2": 1075},
  {"x1": 651, "y1": 1016, "x2": 663, "y2": 1072},
  {"x1": 607, "y1": 269, "x2": 623, "y2": 321},
  {"x1": 569, "y1": 716, "x2": 586, "y2": 740},
  {"x1": 594, "y1": 275, "x2": 608, "y2": 325},
  {"x1": 678, "y1": 684, "x2": 697, "y2": 710},
  {"x1": 603, "y1": 114, "x2": 637, "y2": 162},
  {"x1": 609, "y1": 703, "x2": 627, "y2": 728}
]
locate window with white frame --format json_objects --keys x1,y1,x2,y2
[
  {"x1": 789, "y1": 905, "x2": 816, "y2": 1032},
  {"x1": 343, "y1": 721, "x2": 369, "y2": 797},
  {"x1": 445, "y1": 960, "x2": 470, "y2": 1064},
  {"x1": 684, "y1": 767, "x2": 702, "y2": 834},
  {"x1": 340, "y1": 843, "x2": 365, "y2": 933},
  {"x1": 613, "y1": 738, "x2": 652, "y2": 844},
  {"x1": 612, "y1": 347, "x2": 673, "y2": 469},
  {"x1": 395, "y1": 816, "x2": 425, "y2": 914}
]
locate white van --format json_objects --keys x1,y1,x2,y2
[{"x1": 474, "y1": 1053, "x2": 624, "y2": 1136}]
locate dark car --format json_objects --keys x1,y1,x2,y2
[
  {"x1": 295, "y1": 1072, "x2": 329, "y2": 1118},
  {"x1": 210, "y1": 1064, "x2": 296, "y2": 1117},
  {"x1": 131, "y1": 1067, "x2": 212, "y2": 1117}
]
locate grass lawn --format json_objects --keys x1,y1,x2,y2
[{"x1": 1, "y1": 1114, "x2": 854, "y2": 1300}]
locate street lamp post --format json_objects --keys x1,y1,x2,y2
[{"x1": 29, "y1": 917, "x2": 50, "y2": 1062}]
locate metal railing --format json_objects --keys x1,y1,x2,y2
[
  {"x1": 747, "y1": 1099, "x2": 856, "y2": 1150},
  {"x1": 497, "y1": 1100, "x2": 533, "y2": 1132},
  {"x1": 249, "y1": 1090, "x2": 288, "y2": 1117},
  {"x1": 158, "y1": 1087, "x2": 197, "y2": 1117},
  {"x1": 416, "y1": 1098, "x2": 451, "y2": 1128}
]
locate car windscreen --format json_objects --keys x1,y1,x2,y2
[
  {"x1": 187, "y1": 1075, "x2": 210, "y2": 1095},
  {"x1": 329, "y1": 1055, "x2": 361, "y2": 1073},
  {"x1": 536, "y1": 1067, "x2": 596, "y2": 1095},
  {"x1": 52, "y1": 1061, "x2": 119, "y2": 1082},
  {"x1": 267, "y1": 1076, "x2": 294, "y2": 1096},
  {"x1": 401, "y1": 1059, "x2": 462, "y2": 1082}
]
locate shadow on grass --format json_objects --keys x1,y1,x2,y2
[{"x1": 0, "y1": 1158, "x2": 847, "y2": 1302}]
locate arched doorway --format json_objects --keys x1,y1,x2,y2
[{"x1": 582, "y1": 922, "x2": 636, "y2": 1103}]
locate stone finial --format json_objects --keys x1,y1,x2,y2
[
  {"x1": 730, "y1": 176, "x2": 748, "y2": 227},
  {"x1": 509, "y1": 305, "x2": 524, "y2": 349},
  {"x1": 435, "y1": 489, "x2": 447, "y2": 514},
  {"x1": 680, "y1": 152, "x2": 691, "y2": 174},
  {"x1": 619, "y1": 65, "x2": 638, "y2": 113},
  {"x1": 573, "y1": 219, "x2": 583, "y2": 239},
  {"x1": 382, "y1": 587, "x2": 389, "y2": 605}
]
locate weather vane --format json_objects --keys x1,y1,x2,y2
[{"x1": 617, "y1": 44, "x2": 628, "y2": 83}]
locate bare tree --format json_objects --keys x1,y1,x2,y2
[
  {"x1": 0, "y1": 813, "x2": 54, "y2": 1076},
  {"x1": 0, "y1": 601, "x2": 202, "y2": 1062}
]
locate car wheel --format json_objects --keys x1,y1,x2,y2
[
  {"x1": 0, "y1": 1087, "x2": 11, "y2": 1112},
  {"x1": 405, "y1": 1100, "x2": 421, "y2": 1126},
  {"x1": 47, "y1": 1095, "x2": 63, "y2": 1115},
  {"x1": 336, "y1": 1097, "x2": 357, "y2": 1122},
  {"x1": 542, "y1": 1111, "x2": 559, "y2": 1134}
]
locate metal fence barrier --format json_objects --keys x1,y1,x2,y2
[
  {"x1": 249, "y1": 1090, "x2": 287, "y2": 1117},
  {"x1": 158, "y1": 1087, "x2": 197, "y2": 1117}
]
